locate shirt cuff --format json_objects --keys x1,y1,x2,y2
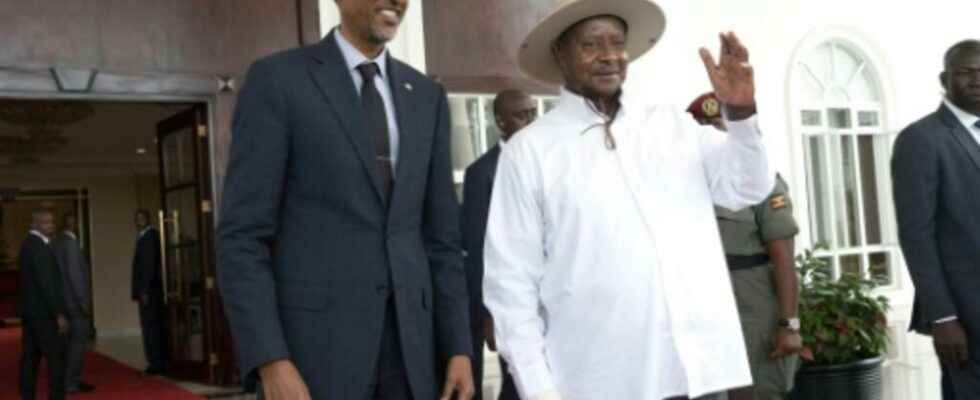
[
  {"x1": 532, "y1": 390, "x2": 563, "y2": 400},
  {"x1": 934, "y1": 315, "x2": 958, "y2": 324},
  {"x1": 723, "y1": 115, "x2": 760, "y2": 136}
]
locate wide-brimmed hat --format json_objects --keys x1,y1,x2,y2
[{"x1": 518, "y1": 0, "x2": 667, "y2": 86}]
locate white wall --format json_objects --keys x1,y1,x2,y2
[{"x1": 318, "y1": 0, "x2": 427, "y2": 72}]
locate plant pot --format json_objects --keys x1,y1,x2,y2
[{"x1": 790, "y1": 356, "x2": 883, "y2": 400}]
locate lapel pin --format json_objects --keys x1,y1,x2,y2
[{"x1": 404, "y1": 82, "x2": 413, "y2": 92}]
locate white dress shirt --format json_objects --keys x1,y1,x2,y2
[
  {"x1": 484, "y1": 88, "x2": 773, "y2": 400},
  {"x1": 334, "y1": 27, "x2": 401, "y2": 172},
  {"x1": 30, "y1": 230, "x2": 50, "y2": 245},
  {"x1": 944, "y1": 98, "x2": 980, "y2": 146}
]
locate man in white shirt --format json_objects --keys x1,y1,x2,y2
[
  {"x1": 482, "y1": 0, "x2": 774, "y2": 399},
  {"x1": 892, "y1": 39, "x2": 980, "y2": 399}
]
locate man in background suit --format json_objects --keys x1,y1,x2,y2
[
  {"x1": 893, "y1": 39, "x2": 980, "y2": 399},
  {"x1": 217, "y1": 0, "x2": 474, "y2": 399},
  {"x1": 18, "y1": 209, "x2": 68, "y2": 400},
  {"x1": 52, "y1": 214, "x2": 95, "y2": 393},
  {"x1": 461, "y1": 90, "x2": 536, "y2": 400},
  {"x1": 131, "y1": 209, "x2": 166, "y2": 376}
]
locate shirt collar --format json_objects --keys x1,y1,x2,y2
[
  {"x1": 944, "y1": 98, "x2": 980, "y2": 131},
  {"x1": 334, "y1": 27, "x2": 389, "y2": 81},
  {"x1": 30, "y1": 230, "x2": 50, "y2": 244},
  {"x1": 554, "y1": 87, "x2": 626, "y2": 127},
  {"x1": 139, "y1": 226, "x2": 152, "y2": 237},
  {"x1": 63, "y1": 230, "x2": 77, "y2": 240}
]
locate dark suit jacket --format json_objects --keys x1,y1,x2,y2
[
  {"x1": 893, "y1": 103, "x2": 980, "y2": 338},
  {"x1": 216, "y1": 31, "x2": 471, "y2": 399},
  {"x1": 52, "y1": 232, "x2": 91, "y2": 315},
  {"x1": 18, "y1": 234, "x2": 67, "y2": 319},
  {"x1": 461, "y1": 145, "x2": 501, "y2": 332},
  {"x1": 131, "y1": 228, "x2": 163, "y2": 301}
]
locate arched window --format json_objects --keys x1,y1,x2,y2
[{"x1": 789, "y1": 36, "x2": 898, "y2": 286}]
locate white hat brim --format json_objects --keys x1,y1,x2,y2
[{"x1": 518, "y1": 0, "x2": 667, "y2": 86}]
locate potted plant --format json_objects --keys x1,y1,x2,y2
[{"x1": 790, "y1": 246, "x2": 890, "y2": 400}]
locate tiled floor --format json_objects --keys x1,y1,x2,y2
[{"x1": 95, "y1": 334, "x2": 249, "y2": 399}]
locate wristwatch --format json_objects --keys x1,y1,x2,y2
[{"x1": 778, "y1": 317, "x2": 801, "y2": 332}]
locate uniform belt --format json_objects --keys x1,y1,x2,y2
[{"x1": 726, "y1": 254, "x2": 770, "y2": 271}]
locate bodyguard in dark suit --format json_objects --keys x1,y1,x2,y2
[
  {"x1": 461, "y1": 90, "x2": 536, "y2": 400},
  {"x1": 18, "y1": 209, "x2": 68, "y2": 400},
  {"x1": 52, "y1": 214, "x2": 95, "y2": 393},
  {"x1": 893, "y1": 39, "x2": 980, "y2": 399},
  {"x1": 216, "y1": 1, "x2": 474, "y2": 399},
  {"x1": 131, "y1": 209, "x2": 167, "y2": 375}
]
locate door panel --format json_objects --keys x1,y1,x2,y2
[{"x1": 156, "y1": 104, "x2": 216, "y2": 382}]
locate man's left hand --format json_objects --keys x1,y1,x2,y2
[
  {"x1": 699, "y1": 31, "x2": 756, "y2": 119},
  {"x1": 770, "y1": 328, "x2": 803, "y2": 359},
  {"x1": 441, "y1": 355, "x2": 475, "y2": 400}
]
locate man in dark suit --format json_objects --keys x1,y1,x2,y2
[
  {"x1": 216, "y1": 1, "x2": 474, "y2": 399},
  {"x1": 131, "y1": 209, "x2": 166, "y2": 375},
  {"x1": 461, "y1": 90, "x2": 536, "y2": 400},
  {"x1": 18, "y1": 209, "x2": 68, "y2": 400},
  {"x1": 893, "y1": 39, "x2": 980, "y2": 399},
  {"x1": 52, "y1": 214, "x2": 95, "y2": 393}
]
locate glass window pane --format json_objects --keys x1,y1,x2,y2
[
  {"x1": 165, "y1": 187, "x2": 199, "y2": 246},
  {"x1": 161, "y1": 130, "x2": 196, "y2": 188},
  {"x1": 542, "y1": 98, "x2": 559, "y2": 114},
  {"x1": 840, "y1": 254, "x2": 862, "y2": 277},
  {"x1": 449, "y1": 97, "x2": 481, "y2": 171},
  {"x1": 841, "y1": 135, "x2": 861, "y2": 247},
  {"x1": 805, "y1": 136, "x2": 832, "y2": 247},
  {"x1": 801, "y1": 110, "x2": 822, "y2": 126},
  {"x1": 858, "y1": 111, "x2": 879, "y2": 127},
  {"x1": 859, "y1": 135, "x2": 883, "y2": 244},
  {"x1": 869, "y1": 252, "x2": 892, "y2": 285},
  {"x1": 829, "y1": 136, "x2": 847, "y2": 247},
  {"x1": 484, "y1": 97, "x2": 501, "y2": 151},
  {"x1": 828, "y1": 108, "x2": 852, "y2": 129}
]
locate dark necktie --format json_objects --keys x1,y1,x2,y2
[{"x1": 356, "y1": 62, "x2": 394, "y2": 203}]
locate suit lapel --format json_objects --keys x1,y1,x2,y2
[
  {"x1": 939, "y1": 104, "x2": 980, "y2": 172},
  {"x1": 306, "y1": 32, "x2": 386, "y2": 204},
  {"x1": 387, "y1": 56, "x2": 420, "y2": 206}
]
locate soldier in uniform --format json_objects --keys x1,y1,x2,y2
[{"x1": 689, "y1": 93, "x2": 803, "y2": 400}]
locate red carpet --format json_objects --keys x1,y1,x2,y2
[{"x1": 0, "y1": 326, "x2": 203, "y2": 400}]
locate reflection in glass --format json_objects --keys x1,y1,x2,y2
[
  {"x1": 166, "y1": 188, "x2": 199, "y2": 246},
  {"x1": 161, "y1": 130, "x2": 196, "y2": 188},
  {"x1": 841, "y1": 254, "x2": 862, "y2": 277},
  {"x1": 806, "y1": 136, "x2": 832, "y2": 246},
  {"x1": 869, "y1": 252, "x2": 891, "y2": 285}
]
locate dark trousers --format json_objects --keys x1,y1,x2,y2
[
  {"x1": 369, "y1": 297, "x2": 413, "y2": 400},
  {"x1": 138, "y1": 297, "x2": 167, "y2": 371},
  {"x1": 941, "y1": 360, "x2": 980, "y2": 399},
  {"x1": 65, "y1": 314, "x2": 90, "y2": 389},
  {"x1": 496, "y1": 358, "x2": 519, "y2": 400},
  {"x1": 19, "y1": 318, "x2": 67, "y2": 400}
]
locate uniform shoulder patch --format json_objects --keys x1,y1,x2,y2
[{"x1": 770, "y1": 195, "x2": 788, "y2": 210}]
